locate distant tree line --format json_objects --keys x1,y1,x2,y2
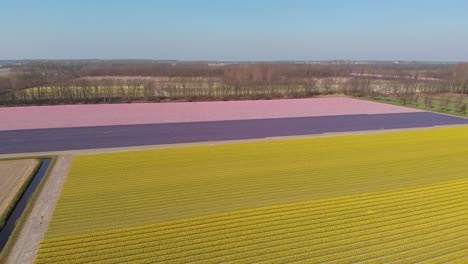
[{"x1": 0, "y1": 61, "x2": 467, "y2": 107}]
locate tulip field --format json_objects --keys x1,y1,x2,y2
[{"x1": 35, "y1": 126, "x2": 468, "y2": 263}]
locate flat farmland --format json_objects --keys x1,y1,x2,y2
[
  {"x1": 0, "y1": 159, "x2": 40, "y2": 228},
  {"x1": 0, "y1": 98, "x2": 422, "y2": 131},
  {"x1": 1, "y1": 97, "x2": 468, "y2": 154},
  {"x1": 1, "y1": 113, "x2": 468, "y2": 155},
  {"x1": 36, "y1": 126, "x2": 468, "y2": 263}
]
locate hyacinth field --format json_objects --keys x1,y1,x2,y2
[
  {"x1": 1, "y1": 98, "x2": 468, "y2": 154},
  {"x1": 0, "y1": 98, "x2": 422, "y2": 131},
  {"x1": 35, "y1": 126, "x2": 468, "y2": 263}
]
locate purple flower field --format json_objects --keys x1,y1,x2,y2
[{"x1": 1, "y1": 112, "x2": 467, "y2": 154}]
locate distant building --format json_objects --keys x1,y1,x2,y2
[{"x1": 208, "y1": 63, "x2": 226, "y2": 67}]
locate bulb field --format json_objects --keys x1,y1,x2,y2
[{"x1": 36, "y1": 126, "x2": 468, "y2": 263}]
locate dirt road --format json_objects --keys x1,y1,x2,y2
[{"x1": 3, "y1": 155, "x2": 72, "y2": 264}]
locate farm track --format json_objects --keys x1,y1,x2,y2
[
  {"x1": 34, "y1": 126, "x2": 468, "y2": 263},
  {"x1": 3, "y1": 155, "x2": 72, "y2": 264}
]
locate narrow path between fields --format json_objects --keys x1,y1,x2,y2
[{"x1": 4, "y1": 155, "x2": 72, "y2": 264}]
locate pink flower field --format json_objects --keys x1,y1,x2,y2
[{"x1": 0, "y1": 97, "x2": 423, "y2": 131}]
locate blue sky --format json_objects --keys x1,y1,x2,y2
[{"x1": 1, "y1": 0, "x2": 468, "y2": 61}]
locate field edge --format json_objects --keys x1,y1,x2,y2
[{"x1": 0, "y1": 156, "x2": 58, "y2": 263}]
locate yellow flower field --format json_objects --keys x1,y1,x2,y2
[{"x1": 36, "y1": 126, "x2": 468, "y2": 263}]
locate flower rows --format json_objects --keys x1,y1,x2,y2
[
  {"x1": 36, "y1": 126, "x2": 468, "y2": 263},
  {"x1": 36, "y1": 178, "x2": 468, "y2": 263}
]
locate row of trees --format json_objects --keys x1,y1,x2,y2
[{"x1": 0, "y1": 61, "x2": 467, "y2": 106}]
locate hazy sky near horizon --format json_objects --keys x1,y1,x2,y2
[{"x1": 1, "y1": 0, "x2": 468, "y2": 61}]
